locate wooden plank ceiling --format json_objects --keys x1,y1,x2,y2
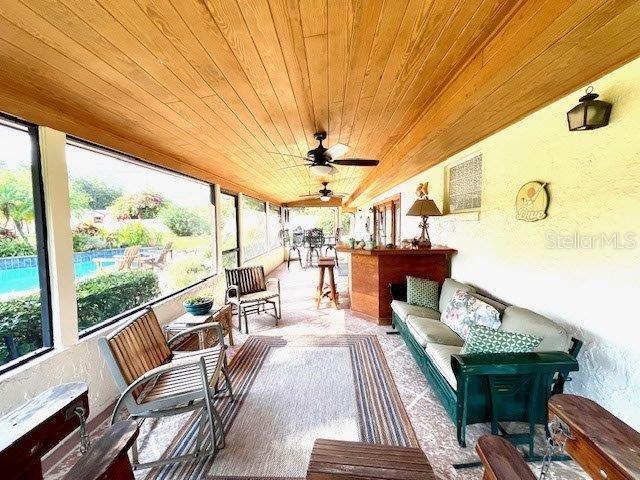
[{"x1": 0, "y1": 1, "x2": 639, "y2": 206}]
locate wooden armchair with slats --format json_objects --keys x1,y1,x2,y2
[
  {"x1": 98, "y1": 308, "x2": 233, "y2": 470},
  {"x1": 225, "y1": 266, "x2": 281, "y2": 334}
]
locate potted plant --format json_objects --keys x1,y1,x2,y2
[{"x1": 183, "y1": 294, "x2": 214, "y2": 315}]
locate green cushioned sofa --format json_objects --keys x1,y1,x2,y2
[{"x1": 390, "y1": 278, "x2": 581, "y2": 447}]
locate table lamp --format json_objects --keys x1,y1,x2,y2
[{"x1": 406, "y1": 188, "x2": 442, "y2": 248}]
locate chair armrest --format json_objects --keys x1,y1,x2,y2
[
  {"x1": 225, "y1": 284, "x2": 239, "y2": 301},
  {"x1": 167, "y1": 322, "x2": 225, "y2": 349},
  {"x1": 476, "y1": 435, "x2": 535, "y2": 480},
  {"x1": 266, "y1": 278, "x2": 280, "y2": 293},
  {"x1": 389, "y1": 283, "x2": 407, "y2": 302},
  {"x1": 451, "y1": 351, "x2": 579, "y2": 379}
]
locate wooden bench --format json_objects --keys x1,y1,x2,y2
[
  {"x1": 476, "y1": 394, "x2": 640, "y2": 480},
  {"x1": 306, "y1": 439, "x2": 436, "y2": 480}
]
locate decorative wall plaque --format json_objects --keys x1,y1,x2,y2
[
  {"x1": 516, "y1": 181, "x2": 548, "y2": 221},
  {"x1": 447, "y1": 154, "x2": 482, "y2": 213}
]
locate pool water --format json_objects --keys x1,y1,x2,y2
[{"x1": 0, "y1": 259, "x2": 115, "y2": 296}]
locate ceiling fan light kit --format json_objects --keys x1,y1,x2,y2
[{"x1": 310, "y1": 164, "x2": 335, "y2": 176}]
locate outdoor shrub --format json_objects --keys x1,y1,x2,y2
[
  {"x1": 76, "y1": 270, "x2": 160, "y2": 330},
  {"x1": 73, "y1": 222, "x2": 101, "y2": 236},
  {"x1": 72, "y1": 233, "x2": 108, "y2": 252},
  {"x1": 115, "y1": 222, "x2": 160, "y2": 247},
  {"x1": 0, "y1": 270, "x2": 159, "y2": 364},
  {"x1": 0, "y1": 228, "x2": 17, "y2": 239},
  {"x1": 110, "y1": 192, "x2": 165, "y2": 220},
  {"x1": 0, "y1": 238, "x2": 36, "y2": 257},
  {"x1": 167, "y1": 255, "x2": 211, "y2": 290},
  {"x1": 160, "y1": 205, "x2": 209, "y2": 236}
]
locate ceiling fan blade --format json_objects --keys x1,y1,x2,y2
[
  {"x1": 266, "y1": 151, "x2": 310, "y2": 160},
  {"x1": 278, "y1": 163, "x2": 310, "y2": 170},
  {"x1": 331, "y1": 158, "x2": 379, "y2": 166},
  {"x1": 298, "y1": 193, "x2": 320, "y2": 197},
  {"x1": 326, "y1": 143, "x2": 349, "y2": 159}
]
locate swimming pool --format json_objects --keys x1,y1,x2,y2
[{"x1": 0, "y1": 258, "x2": 115, "y2": 296}]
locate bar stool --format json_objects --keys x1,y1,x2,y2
[{"x1": 316, "y1": 257, "x2": 339, "y2": 309}]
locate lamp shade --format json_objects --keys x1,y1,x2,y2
[
  {"x1": 567, "y1": 87, "x2": 612, "y2": 131},
  {"x1": 407, "y1": 198, "x2": 442, "y2": 217}
]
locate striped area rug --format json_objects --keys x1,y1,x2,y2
[{"x1": 142, "y1": 335, "x2": 417, "y2": 480}]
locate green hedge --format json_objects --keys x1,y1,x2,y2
[
  {"x1": 0, "y1": 238, "x2": 36, "y2": 257},
  {"x1": 0, "y1": 270, "x2": 159, "y2": 364}
]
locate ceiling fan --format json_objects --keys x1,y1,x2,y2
[
  {"x1": 299, "y1": 182, "x2": 347, "y2": 202},
  {"x1": 274, "y1": 132, "x2": 379, "y2": 176}
]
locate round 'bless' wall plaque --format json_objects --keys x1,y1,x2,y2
[{"x1": 515, "y1": 181, "x2": 548, "y2": 221}]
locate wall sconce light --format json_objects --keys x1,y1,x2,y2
[{"x1": 567, "y1": 86, "x2": 612, "y2": 131}]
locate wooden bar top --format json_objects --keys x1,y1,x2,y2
[{"x1": 336, "y1": 246, "x2": 457, "y2": 256}]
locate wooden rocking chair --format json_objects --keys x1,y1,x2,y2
[{"x1": 98, "y1": 308, "x2": 233, "y2": 470}]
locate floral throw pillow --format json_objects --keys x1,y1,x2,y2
[
  {"x1": 441, "y1": 289, "x2": 501, "y2": 340},
  {"x1": 461, "y1": 325, "x2": 542, "y2": 354},
  {"x1": 406, "y1": 276, "x2": 439, "y2": 310}
]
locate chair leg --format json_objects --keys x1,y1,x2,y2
[
  {"x1": 243, "y1": 305, "x2": 249, "y2": 334},
  {"x1": 194, "y1": 411, "x2": 207, "y2": 455},
  {"x1": 277, "y1": 295, "x2": 282, "y2": 320},
  {"x1": 211, "y1": 403, "x2": 226, "y2": 449}
]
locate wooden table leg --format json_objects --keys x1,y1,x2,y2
[
  {"x1": 316, "y1": 266, "x2": 325, "y2": 309},
  {"x1": 327, "y1": 266, "x2": 338, "y2": 308},
  {"x1": 225, "y1": 306, "x2": 234, "y2": 346}
]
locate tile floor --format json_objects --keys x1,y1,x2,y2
[{"x1": 47, "y1": 258, "x2": 587, "y2": 479}]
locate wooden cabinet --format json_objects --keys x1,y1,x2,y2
[{"x1": 339, "y1": 247, "x2": 456, "y2": 324}]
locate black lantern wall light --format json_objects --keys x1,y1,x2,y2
[{"x1": 567, "y1": 86, "x2": 612, "y2": 131}]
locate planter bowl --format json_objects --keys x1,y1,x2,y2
[{"x1": 183, "y1": 300, "x2": 213, "y2": 315}]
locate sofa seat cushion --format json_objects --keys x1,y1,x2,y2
[
  {"x1": 425, "y1": 343, "x2": 462, "y2": 390},
  {"x1": 406, "y1": 316, "x2": 464, "y2": 348},
  {"x1": 391, "y1": 300, "x2": 440, "y2": 323},
  {"x1": 499, "y1": 306, "x2": 570, "y2": 352}
]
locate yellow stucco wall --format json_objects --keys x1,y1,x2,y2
[{"x1": 362, "y1": 56, "x2": 640, "y2": 428}]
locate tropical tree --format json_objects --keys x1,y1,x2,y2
[
  {"x1": 0, "y1": 170, "x2": 33, "y2": 240},
  {"x1": 0, "y1": 169, "x2": 89, "y2": 240},
  {"x1": 109, "y1": 191, "x2": 165, "y2": 219},
  {"x1": 72, "y1": 177, "x2": 122, "y2": 210}
]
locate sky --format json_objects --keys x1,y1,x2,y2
[{"x1": 0, "y1": 122, "x2": 209, "y2": 207}]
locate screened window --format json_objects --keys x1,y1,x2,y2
[
  {"x1": 0, "y1": 116, "x2": 52, "y2": 371},
  {"x1": 269, "y1": 204, "x2": 282, "y2": 249},
  {"x1": 65, "y1": 140, "x2": 215, "y2": 334},
  {"x1": 242, "y1": 196, "x2": 267, "y2": 260},
  {"x1": 220, "y1": 191, "x2": 239, "y2": 269}
]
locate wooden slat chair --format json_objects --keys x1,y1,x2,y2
[
  {"x1": 225, "y1": 266, "x2": 281, "y2": 334},
  {"x1": 115, "y1": 245, "x2": 140, "y2": 271},
  {"x1": 98, "y1": 308, "x2": 233, "y2": 470}
]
